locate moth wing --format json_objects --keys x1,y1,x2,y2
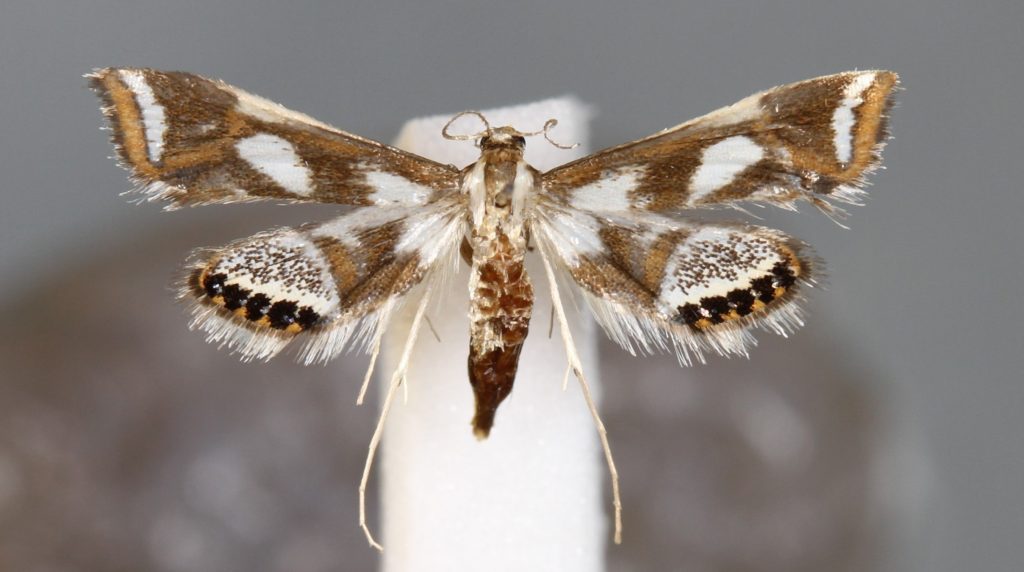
[
  {"x1": 542, "y1": 71, "x2": 898, "y2": 217},
  {"x1": 89, "y1": 68, "x2": 460, "y2": 209},
  {"x1": 182, "y1": 201, "x2": 465, "y2": 363},
  {"x1": 532, "y1": 201, "x2": 815, "y2": 364}
]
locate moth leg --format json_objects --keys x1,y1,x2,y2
[
  {"x1": 424, "y1": 315, "x2": 442, "y2": 343},
  {"x1": 538, "y1": 249, "x2": 623, "y2": 544},
  {"x1": 356, "y1": 339, "x2": 381, "y2": 406},
  {"x1": 459, "y1": 236, "x2": 473, "y2": 266},
  {"x1": 359, "y1": 289, "x2": 432, "y2": 551},
  {"x1": 356, "y1": 305, "x2": 394, "y2": 406}
]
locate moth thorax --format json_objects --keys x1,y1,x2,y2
[{"x1": 466, "y1": 150, "x2": 533, "y2": 234}]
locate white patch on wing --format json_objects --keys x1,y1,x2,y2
[
  {"x1": 396, "y1": 207, "x2": 463, "y2": 265},
  {"x1": 312, "y1": 204, "x2": 463, "y2": 265},
  {"x1": 362, "y1": 169, "x2": 433, "y2": 206},
  {"x1": 231, "y1": 87, "x2": 339, "y2": 132},
  {"x1": 568, "y1": 166, "x2": 644, "y2": 213},
  {"x1": 118, "y1": 70, "x2": 166, "y2": 163},
  {"x1": 831, "y1": 72, "x2": 877, "y2": 164},
  {"x1": 236, "y1": 133, "x2": 314, "y2": 196},
  {"x1": 313, "y1": 207, "x2": 414, "y2": 249},
  {"x1": 658, "y1": 227, "x2": 783, "y2": 312},
  {"x1": 538, "y1": 209, "x2": 603, "y2": 265},
  {"x1": 212, "y1": 230, "x2": 340, "y2": 316},
  {"x1": 687, "y1": 136, "x2": 764, "y2": 205},
  {"x1": 692, "y1": 91, "x2": 765, "y2": 129}
]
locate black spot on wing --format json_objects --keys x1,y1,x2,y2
[
  {"x1": 771, "y1": 261, "x2": 797, "y2": 288},
  {"x1": 197, "y1": 270, "x2": 323, "y2": 332},
  {"x1": 750, "y1": 276, "x2": 776, "y2": 303},
  {"x1": 267, "y1": 300, "x2": 299, "y2": 330},
  {"x1": 245, "y1": 293, "x2": 272, "y2": 320},
  {"x1": 700, "y1": 296, "x2": 731, "y2": 324},
  {"x1": 202, "y1": 272, "x2": 227, "y2": 298},
  {"x1": 221, "y1": 283, "x2": 249, "y2": 310},
  {"x1": 296, "y1": 306, "x2": 321, "y2": 329},
  {"x1": 727, "y1": 289, "x2": 756, "y2": 316},
  {"x1": 678, "y1": 303, "x2": 703, "y2": 326}
]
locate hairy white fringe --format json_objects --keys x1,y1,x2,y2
[
  {"x1": 92, "y1": 93, "x2": 187, "y2": 211},
  {"x1": 579, "y1": 288, "x2": 809, "y2": 367},
  {"x1": 810, "y1": 128, "x2": 891, "y2": 221},
  {"x1": 182, "y1": 295, "x2": 392, "y2": 364},
  {"x1": 121, "y1": 175, "x2": 318, "y2": 211},
  {"x1": 185, "y1": 304, "x2": 291, "y2": 361}
]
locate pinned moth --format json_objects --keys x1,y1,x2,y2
[{"x1": 90, "y1": 68, "x2": 898, "y2": 549}]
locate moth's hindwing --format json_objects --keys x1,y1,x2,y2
[
  {"x1": 181, "y1": 203, "x2": 464, "y2": 364},
  {"x1": 89, "y1": 68, "x2": 460, "y2": 209},
  {"x1": 534, "y1": 205, "x2": 815, "y2": 364},
  {"x1": 543, "y1": 70, "x2": 899, "y2": 216}
]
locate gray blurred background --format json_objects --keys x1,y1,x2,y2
[{"x1": 1, "y1": 1, "x2": 1021, "y2": 570}]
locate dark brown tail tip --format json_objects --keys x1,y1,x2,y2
[{"x1": 471, "y1": 413, "x2": 494, "y2": 440}]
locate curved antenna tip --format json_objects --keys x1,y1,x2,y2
[
  {"x1": 442, "y1": 111, "x2": 492, "y2": 141},
  {"x1": 539, "y1": 118, "x2": 579, "y2": 150}
]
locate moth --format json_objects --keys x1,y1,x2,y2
[{"x1": 90, "y1": 68, "x2": 898, "y2": 548}]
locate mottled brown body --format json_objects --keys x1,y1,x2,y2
[
  {"x1": 465, "y1": 133, "x2": 535, "y2": 438},
  {"x1": 467, "y1": 233, "x2": 532, "y2": 437}
]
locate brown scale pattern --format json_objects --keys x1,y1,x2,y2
[
  {"x1": 542, "y1": 71, "x2": 899, "y2": 212},
  {"x1": 671, "y1": 233, "x2": 776, "y2": 292},
  {"x1": 89, "y1": 68, "x2": 460, "y2": 208}
]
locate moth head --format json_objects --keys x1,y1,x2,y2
[{"x1": 479, "y1": 126, "x2": 527, "y2": 151}]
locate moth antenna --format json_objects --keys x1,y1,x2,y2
[
  {"x1": 441, "y1": 111, "x2": 492, "y2": 141},
  {"x1": 521, "y1": 118, "x2": 579, "y2": 150}
]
